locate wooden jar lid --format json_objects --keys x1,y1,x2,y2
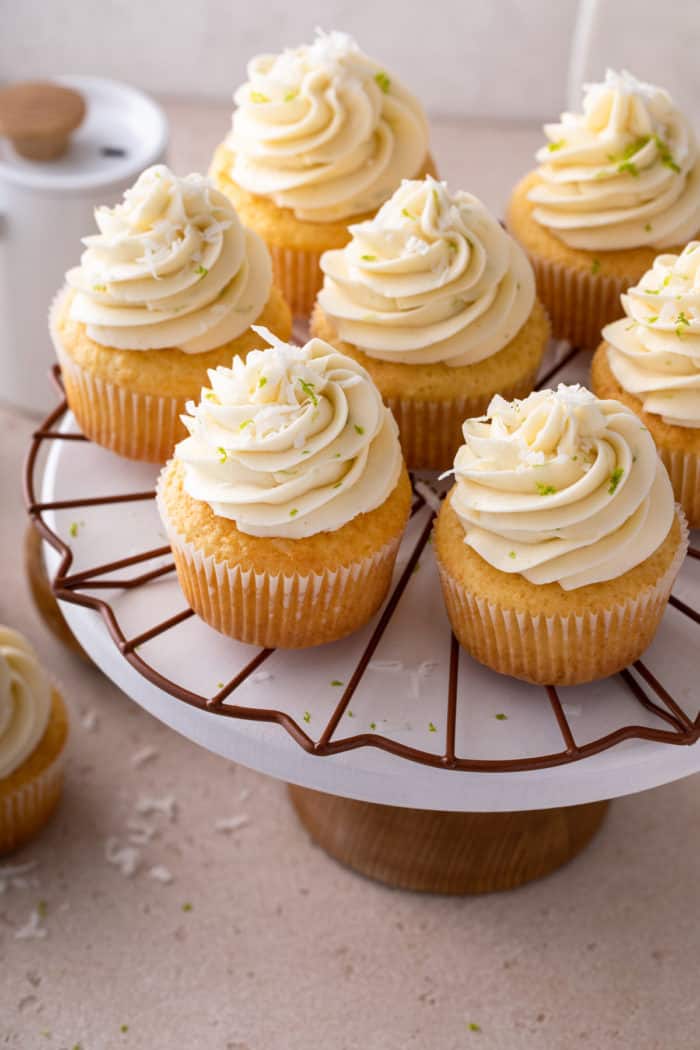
[{"x1": 0, "y1": 80, "x2": 86, "y2": 161}]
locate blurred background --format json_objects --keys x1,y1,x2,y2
[{"x1": 3, "y1": 0, "x2": 699, "y2": 121}]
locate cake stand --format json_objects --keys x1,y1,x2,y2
[{"x1": 24, "y1": 357, "x2": 700, "y2": 894}]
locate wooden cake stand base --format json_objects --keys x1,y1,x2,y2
[
  {"x1": 24, "y1": 526, "x2": 89, "y2": 662},
  {"x1": 289, "y1": 785, "x2": 609, "y2": 894}
]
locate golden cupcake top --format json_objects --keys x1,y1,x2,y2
[
  {"x1": 225, "y1": 29, "x2": 429, "y2": 223},
  {"x1": 603, "y1": 241, "x2": 700, "y2": 427},
  {"x1": 0, "y1": 627, "x2": 52, "y2": 779},
  {"x1": 318, "y1": 175, "x2": 535, "y2": 365},
  {"x1": 448, "y1": 384, "x2": 675, "y2": 590},
  {"x1": 172, "y1": 327, "x2": 402, "y2": 539},
  {"x1": 65, "y1": 164, "x2": 272, "y2": 353},
  {"x1": 529, "y1": 70, "x2": 700, "y2": 251}
]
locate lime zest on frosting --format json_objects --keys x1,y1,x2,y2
[
  {"x1": 608, "y1": 467, "x2": 624, "y2": 494},
  {"x1": 284, "y1": 89, "x2": 298, "y2": 102},
  {"x1": 547, "y1": 140, "x2": 566, "y2": 152},
  {"x1": 217, "y1": 447, "x2": 227, "y2": 463},
  {"x1": 654, "y1": 134, "x2": 681, "y2": 173},
  {"x1": 361, "y1": 254, "x2": 377, "y2": 261},
  {"x1": 289, "y1": 508, "x2": 299, "y2": 517},
  {"x1": 298, "y1": 378, "x2": 318, "y2": 406},
  {"x1": 258, "y1": 376, "x2": 267, "y2": 388},
  {"x1": 536, "y1": 482, "x2": 557, "y2": 496},
  {"x1": 354, "y1": 424, "x2": 365, "y2": 435},
  {"x1": 239, "y1": 419, "x2": 253, "y2": 430},
  {"x1": 676, "y1": 310, "x2": 690, "y2": 336},
  {"x1": 374, "y1": 71, "x2": 391, "y2": 94},
  {"x1": 250, "y1": 91, "x2": 270, "y2": 103},
  {"x1": 194, "y1": 264, "x2": 208, "y2": 277}
]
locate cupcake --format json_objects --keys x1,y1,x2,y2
[
  {"x1": 592, "y1": 241, "x2": 700, "y2": 527},
  {"x1": 0, "y1": 628, "x2": 68, "y2": 855},
  {"x1": 312, "y1": 176, "x2": 549, "y2": 470},
  {"x1": 51, "y1": 165, "x2": 292, "y2": 463},
  {"x1": 434, "y1": 385, "x2": 687, "y2": 685},
  {"x1": 210, "y1": 29, "x2": 436, "y2": 316},
  {"x1": 157, "y1": 327, "x2": 412, "y2": 648},
  {"x1": 507, "y1": 70, "x2": 700, "y2": 349}
]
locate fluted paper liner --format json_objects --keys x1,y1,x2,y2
[
  {"x1": 529, "y1": 251, "x2": 631, "y2": 351},
  {"x1": 157, "y1": 486, "x2": 402, "y2": 649},
  {"x1": 0, "y1": 690, "x2": 66, "y2": 856},
  {"x1": 659, "y1": 448, "x2": 700, "y2": 530},
  {"x1": 267, "y1": 242, "x2": 324, "y2": 319},
  {"x1": 49, "y1": 291, "x2": 185, "y2": 463},
  {"x1": 437, "y1": 510, "x2": 688, "y2": 686},
  {"x1": 386, "y1": 367, "x2": 540, "y2": 472}
]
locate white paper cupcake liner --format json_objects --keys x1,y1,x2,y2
[
  {"x1": 659, "y1": 448, "x2": 700, "y2": 530},
  {"x1": 437, "y1": 508, "x2": 688, "y2": 686},
  {"x1": 529, "y1": 251, "x2": 631, "y2": 351},
  {"x1": 267, "y1": 242, "x2": 325, "y2": 319},
  {"x1": 0, "y1": 747, "x2": 65, "y2": 855},
  {"x1": 157, "y1": 483, "x2": 402, "y2": 649}
]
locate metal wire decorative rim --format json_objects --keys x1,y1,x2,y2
[{"x1": 23, "y1": 361, "x2": 700, "y2": 774}]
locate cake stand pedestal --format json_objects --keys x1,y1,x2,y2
[{"x1": 289, "y1": 786, "x2": 609, "y2": 893}]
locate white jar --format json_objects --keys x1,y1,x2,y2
[{"x1": 0, "y1": 76, "x2": 168, "y2": 415}]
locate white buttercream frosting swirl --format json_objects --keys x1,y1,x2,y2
[
  {"x1": 0, "y1": 628, "x2": 52, "y2": 780},
  {"x1": 226, "y1": 30, "x2": 429, "y2": 223},
  {"x1": 449, "y1": 384, "x2": 675, "y2": 590},
  {"x1": 66, "y1": 165, "x2": 271, "y2": 353},
  {"x1": 318, "y1": 176, "x2": 535, "y2": 365},
  {"x1": 529, "y1": 70, "x2": 700, "y2": 251},
  {"x1": 174, "y1": 326, "x2": 402, "y2": 539},
  {"x1": 603, "y1": 242, "x2": 700, "y2": 427}
]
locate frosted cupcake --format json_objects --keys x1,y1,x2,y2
[
  {"x1": 592, "y1": 241, "x2": 700, "y2": 526},
  {"x1": 508, "y1": 70, "x2": 700, "y2": 349},
  {"x1": 312, "y1": 176, "x2": 549, "y2": 469},
  {"x1": 157, "y1": 328, "x2": 412, "y2": 648},
  {"x1": 0, "y1": 628, "x2": 68, "y2": 855},
  {"x1": 51, "y1": 165, "x2": 291, "y2": 463},
  {"x1": 210, "y1": 30, "x2": 435, "y2": 316},
  {"x1": 435, "y1": 385, "x2": 687, "y2": 685}
]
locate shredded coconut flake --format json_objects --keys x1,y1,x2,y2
[
  {"x1": 130, "y1": 746, "x2": 158, "y2": 769},
  {"x1": 105, "y1": 838, "x2": 141, "y2": 878},
  {"x1": 148, "y1": 865, "x2": 174, "y2": 884},
  {"x1": 80, "y1": 709, "x2": 98, "y2": 732},
  {"x1": 15, "y1": 909, "x2": 47, "y2": 941},
  {"x1": 368, "y1": 660, "x2": 405, "y2": 673},
  {"x1": 136, "y1": 795, "x2": 177, "y2": 822},
  {"x1": 214, "y1": 815, "x2": 250, "y2": 834},
  {"x1": 126, "y1": 819, "x2": 158, "y2": 846}
]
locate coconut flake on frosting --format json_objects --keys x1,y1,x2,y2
[
  {"x1": 174, "y1": 326, "x2": 402, "y2": 539},
  {"x1": 529, "y1": 70, "x2": 700, "y2": 251},
  {"x1": 449, "y1": 384, "x2": 675, "y2": 590},
  {"x1": 227, "y1": 30, "x2": 429, "y2": 223},
  {"x1": 65, "y1": 165, "x2": 271, "y2": 353},
  {"x1": 318, "y1": 176, "x2": 535, "y2": 365},
  {"x1": 603, "y1": 242, "x2": 700, "y2": 427},
  {"x1": 0, "y1": 628, "x2": 52, "y2": 780}
]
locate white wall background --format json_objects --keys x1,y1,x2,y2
[{"x1": 1, "y1": 0, "x2": 698, "y2": 122}]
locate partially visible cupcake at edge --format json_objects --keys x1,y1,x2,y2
[
  {"x1": 0, "y1": 627, "x2": 68, "y2": 855},
  {"x1": 312, "y1": 175, "x2": 549, "y2": 469},
  {"x1": 157, "y1": 328, "x2": 412, "y2": 648},
  {"x1": 592, "y1": 241, "x2": 700, "y2": 526},
  {"x1": 507, "y1": 70, "x2": 700, "y2": 349},
  {"x1": 210, "y1": 29, "x2": 436, "y2": 316},
  {"x1": 434, "y1": 385, "x2": 687, "y2": 685},
  {"x1": 51, "y1": 164, "x2": 291, "y2": 463}
]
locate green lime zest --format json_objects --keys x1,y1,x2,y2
[
  {"x1": 591, "y1": 258, "x2": 601, "y2": 275},
  {"x1": 361, "y1": 254, "x2": 377, "y2": 261},
  {"x1": 284, "y1": 89, "x2": 298, "y2": 102},
  {"x1": 468, "y1": 1022, "x2": 482, "y2": 1032},
  {"x1": 374, "y1": 71, "x2": 391, "y2": 94},
  {"x1": 608, "y1": 467, "x2": 624, "y2": 494},
  {"x1": 654, "y1": 135, "x2": 681, "y2": 173},
  {"x1": 618, "y1": 160, "x2": 639, "y2": 176},
  {"x1": 250, "y1": 91, "x2": 270, "y2": 103},
  {"x1": 303, "y1": 711, "x2": 311, "y2": 723},
  {"x1": 401, "y1": 208, "x2": 416, "y2": 220},
  {"x1": 647, "y1": 315, "x2": 658, "y2": 324},
  {"x1": 508, "y1": 551, "x2": 516, "y2": 559},
  {"x1": 182, "y1": 902, "x2": 193, "y2": 912},
  {"x1": 194, "y1": 264, "x2": 208, "y2": 277},
  {"x1": 369, "y1": 721, "x2": 377, "y2": 730},
  {"x1": 495, "y1": 713, "x2": 508, "y2": 721},
  {"x1": 69, "y1": 521, "x2": 79, "y2": 538},
  {"x1": 331, "y1": 680, "x2": 343, "y2": 687},
  {"x1": 536, "y1": 482, "x2": 557, "y2": 496},
  {"x1": 92, "y1": 283, "x2": 107, "y2": 292},
  {"x1": 239, "y1": 419, "x2": 253, "y2": 430},
  {"x1": 289, "y1": 508, "x2": 299, "y2": 517},
  {"x1": 354, "y1": 424, "x2": 365, "y2": 435},
  {"x1": 217, "y1": 447, "x2": 227, "y2": 463},
  {"x1": 644, "y1": 222, "x2": 653, "y2": 232},
  {"x1": 298, "y1": 377, "x2": 318, "y2": 406},
  {"x1": 120, "y1": 1025, "x2": 129, "y2": 1034},
  {"x1": 258, "y1": 376, "x2": 267, "y2": 388},
  {"x1": 428, "y1": 722, "x2": 437, "y2": 733},
  {"x1": 547, "y1": 139, "x2": 566, "y2": 152}
]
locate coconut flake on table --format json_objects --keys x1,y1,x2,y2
[
  {"x1": 104, "y1": 838, "x2": 141, "y2": 878},
  {"x1": 368, "y1": 660, "x2": 405, "y2": 673},
  {"x1": 214, "y1": 815, "x2": 250, "y2": 834},
  {"x1": 135, "y1": 795, "x2": 177, "y2": 822},
  {"x1": 130, "y1": 746, "x2": 158, "y2": 768},
  {"x1": 0, "y1": 860, "x2": 39, "y2": 895},
  {"x1": 14, "y1": 908, "x2": 47, "y2": 941},
  {"x1": 126, "y1": 818, "x2": 158, "y2": 846},
  {"x1": 80, "y1": 709, "x2": 98, "y2": 732},
  {"x1": 148, "y1": 865, "x2": 174, "y2": 884},
  {"x1": 250, "y1": 670, "x2": 273, "y2": 684}
]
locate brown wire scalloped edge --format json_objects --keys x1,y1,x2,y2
[{"x1": 21, "y1": 363, "x2": 700, "y2": 774}]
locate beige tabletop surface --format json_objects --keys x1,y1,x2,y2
[{"x1": 2, "y1": 99, "x2": 700, "y2": 1050}]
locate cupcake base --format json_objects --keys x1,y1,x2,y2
[
  {"x1": 0, "y1": 689, "x2": 67, "y2": 856},
  {"x1": 50, "y1": 285, "x2": 292, "y2": 463},
  {"x1": 506, "y1": 172, "x2": 689, "y2": 349},
  {"x1": 157, "y1": 459, "x2": 412, "y2": 649},
  {"x1": 311, "y1": 301, "x2": 549, "y2": 471},
  {"x1": 434, "y1": 496, "x2": 688, "y2": 686},
  {"x1": 591, "y1": 343, "x2": 700, "y2": 529},
  {"x1": 210, "y1": 144, "x2": 439, "y2": 317}
]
